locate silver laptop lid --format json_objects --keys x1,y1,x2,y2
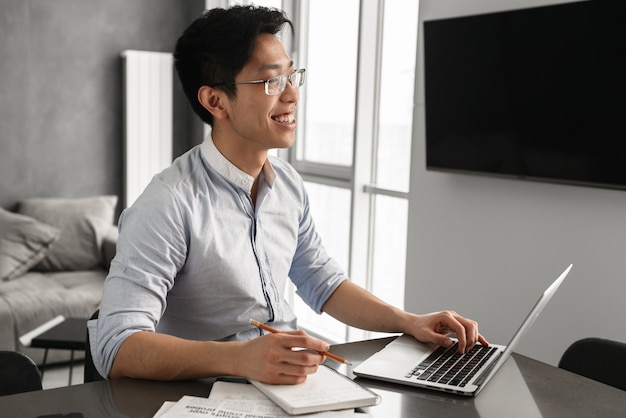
[{"x1": 474, "y1": 263, "x2": 573, "y2": 395}]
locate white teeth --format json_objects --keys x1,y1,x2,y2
[{"x1": 272, "y1": 114, "x2": 294, "y2": 123}]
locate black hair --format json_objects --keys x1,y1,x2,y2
[{"x1": 174, "y1": 5, "x2": 294, "y2": 126}]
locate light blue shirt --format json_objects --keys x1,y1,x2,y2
[{"x1": 89, "y1": 137, "x2": 347, "y2": 378}]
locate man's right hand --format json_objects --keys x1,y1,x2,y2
[{"x1": 236, "y1": 330, "x2": 329, "y2": 384}]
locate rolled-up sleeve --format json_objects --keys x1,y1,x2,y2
[{"x1": 89, "y1": 183, "x2": 187, "y2": 378}]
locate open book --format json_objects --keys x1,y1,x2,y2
[{"x1": 248, "y1": 365, "x2": 381, "y2": 415}]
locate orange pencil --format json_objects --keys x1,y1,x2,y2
[{"x1": 250, "y1": 319, "x2": 352, "y2": 365}]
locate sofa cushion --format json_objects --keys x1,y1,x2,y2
[
  {"x1": 18, "y1": 196, "x2": 118, "y2": 272},
  {"x1": 0, "y1": 208, "x2": 61, "y2": 281},
  {"x1": 0, "y1": 270, "x2": 105, "y2": 321}
]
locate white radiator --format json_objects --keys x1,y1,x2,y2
[{"x1": 122, "y1": 50, "x2": 173, "y2": 208}]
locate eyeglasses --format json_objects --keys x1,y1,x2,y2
[{"x1": 222, "y1": 69, "x2": 306, "y2": 96}]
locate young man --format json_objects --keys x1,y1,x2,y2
[{"x1": 89, "y1": 5, "x2": 488, "y2": 384}]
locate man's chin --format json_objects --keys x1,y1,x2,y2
[{"x1": 274, "y1": 136, "x2": 296, "y2": 150}]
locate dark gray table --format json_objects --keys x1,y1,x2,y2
[{"x1": 1, "y1": 337, "x2": 624, "y2": 417}]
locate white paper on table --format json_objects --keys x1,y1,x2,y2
[
  {"x1": 153, "y1": 381, "x2": 372, "y2": 418},
  {"x1": 153, "y1": 396, "x2": 221, "y2": 417},
  {"x1": 152, "y1": 401, "x2": 176, "y2": 417},
  {"x1": 207, "y1": 381, "x2": 371, "y2": 417}
]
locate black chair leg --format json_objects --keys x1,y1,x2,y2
[{"x1": 40, "y1": 348, "x2": 49, "y2": 381}]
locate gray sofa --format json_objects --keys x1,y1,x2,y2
[{"x1": 0, "y1": 195, "x2": 117, "y2": 364}]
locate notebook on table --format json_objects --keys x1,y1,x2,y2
[
  {"x1": 249, "y1": 364, "x2": 381, "y2": 415},
  {"x1": 353, "y1": 264, "x2": 572, "y2": 397}
]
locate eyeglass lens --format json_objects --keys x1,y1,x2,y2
[{"x1": 266, "y1": 70, "x2": 305, "y2": 95}]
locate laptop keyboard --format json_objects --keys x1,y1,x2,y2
[{"x1": 406, "y1": 343, "x2": 497, "y2": 387}]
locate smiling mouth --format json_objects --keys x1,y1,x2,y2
[{"x1": 271, "y1": 113, "x2": 295, "y2": 124}]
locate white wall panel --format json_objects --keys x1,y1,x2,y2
[{"x1": 122, "y1": 50, "x2": 173, "y2": 208}]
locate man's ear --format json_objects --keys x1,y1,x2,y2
[{"x1": 198, "y1": 86, "x2": 229, "y2": 120}]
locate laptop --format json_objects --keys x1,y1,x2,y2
[{"x1": 353, "y1": 264, "x2": 573, "y2": 397}]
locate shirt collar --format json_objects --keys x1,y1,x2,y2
[{"x1": 200, "y1": 135, "x2": 276, "y2": 193}]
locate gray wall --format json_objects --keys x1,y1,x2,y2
[
  {"x1": 0, "y1": 0, "x2": 204, "y2": 212},
  {"x1": 406, "y1": 0, "x2": 626, "y2": 366}
]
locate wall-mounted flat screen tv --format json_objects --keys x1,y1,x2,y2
[{"x1": 424, "y1": 0, "x2": 626, "y2": 190}]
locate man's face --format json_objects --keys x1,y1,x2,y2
[{"x1": 223, "y1": 33, "x2": 299, "y2": 152}]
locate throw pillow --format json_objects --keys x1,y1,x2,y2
[
  {"x1": 0, "y1": 207, "x2": 61, "y2": 281},
  {"x1": 18, "y1": 195, "x2": 118, "y2": 271}
]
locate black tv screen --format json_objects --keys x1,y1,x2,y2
[{"x1": 424, "y1": 0, "x2": 626, "y2": 189}]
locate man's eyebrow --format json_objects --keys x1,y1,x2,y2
[{"x1": 258, "y1": 60, "x2": 294, "y2": 72}]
